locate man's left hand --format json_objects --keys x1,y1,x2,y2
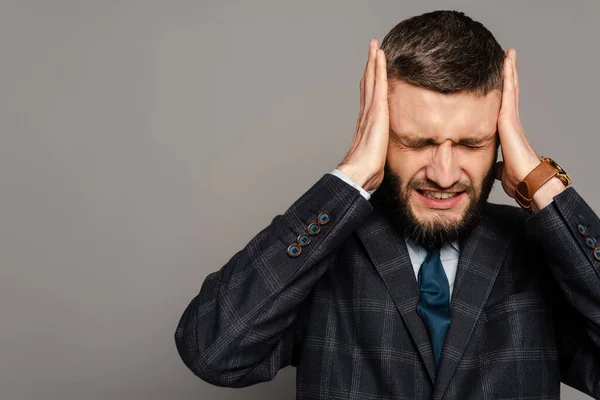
[{"x1": 494, "y1": 48, "x2": 565, "y2": 212}]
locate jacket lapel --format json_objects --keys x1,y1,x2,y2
[
  {"x1": 432, "y1": 207, "x2": 511, "y2": 400},
  {"x1": 356, "y1": 208, "x2": 437, "y2": 383}
]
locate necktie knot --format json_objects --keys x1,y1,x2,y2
[{"x1": 423, "y1": 246, "x2": 441, "y2": 264}]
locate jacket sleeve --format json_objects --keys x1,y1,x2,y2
[
  {"x1": 174, "y1": 173, "x2": 373, "y2": 387},
  {"x1": 526, "y1": 187, "x2": 600, "y2": 399}
]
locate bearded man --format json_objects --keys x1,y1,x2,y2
[{"x1": 175, "y1": 10, "x2": 600, "y2": 400}]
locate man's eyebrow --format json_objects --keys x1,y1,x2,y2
[
  {"x1": 455, "y1": 135, "x2": 495, "y2": 146},
  {"x1": 403, "y1": 137, "x2": 437, "y2": 147},
  {"x1": 401, "y1": 134, "x2": 496, "y2": 147}
]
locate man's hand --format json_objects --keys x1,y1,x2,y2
[
  {"x1": 337, "y1": 39, "x2": 389, "y2": 192},
  {"x1": 494, "y1": 49, "x2": 565, "y2": 211},
  {"x1": 494, "y1": 49, "x2": 540, "y2": 196}
]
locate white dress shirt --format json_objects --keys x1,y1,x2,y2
[{"x1": 330, "y1": 168, "x2": 459, "y2": 300}]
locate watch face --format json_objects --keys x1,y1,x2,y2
[
  {"x1": 554, "y1": 161, "x2": 563, "y2": 171},
  {"x1": 547, "y1": 158, "x2": 565, "y2": 173},
  {"x1": 544, "y1": 157, "x2": 572, "y2": 185}
]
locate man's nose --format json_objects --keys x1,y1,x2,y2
[{"x1": 425, "y1": 142, "x2": 461, "y2": 189}]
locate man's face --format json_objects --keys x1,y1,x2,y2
[{"x1": 374, "y1": 80, "x2": 501, "y2": 249}]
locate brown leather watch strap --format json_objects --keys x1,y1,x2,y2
[{"x1": 514, "y1": 160, "x2": 558, "y2": 210}]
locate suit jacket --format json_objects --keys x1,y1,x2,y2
[{"x1": 175, "y1": 174, "x2": 600, "y2": 399}]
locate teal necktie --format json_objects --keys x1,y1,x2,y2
[{"x1": 416, "y1": 247, "x2": 451, "y2": 366}]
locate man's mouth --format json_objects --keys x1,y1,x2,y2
[
  {"x1": 417, "y1": 189, "x2": 464, "y2": 200},
  {"x1": 414, "y1": 189, "x2": 467, "y2": 209}
]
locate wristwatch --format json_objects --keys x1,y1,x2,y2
[{"x1": 514, "y1": 156, "x2": 572, "y2": 211}]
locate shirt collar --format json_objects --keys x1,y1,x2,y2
[{"x1": 404, "y1": 235, "x2": 460, "y2": 253}]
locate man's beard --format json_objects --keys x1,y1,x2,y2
[{"x1": 370, "y1": 159, "x2": 497, "y2": 250}]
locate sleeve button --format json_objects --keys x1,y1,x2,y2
[
  {"x1": 287, "y1": 243, "x2": 302, "y2": 258},
  {"x1": 308, "y1": 222, "x2": 321, "y2": 235},
  {"x1": 297, "y1": 233, "x2": 311, "y2": 247},
  {"x1": 317, "y1": 212, "x2": 330, "y2": 225},
  {"x1": 586, "y1": 236, "x2": 597, "y2": 248}
]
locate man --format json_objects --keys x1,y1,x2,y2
[{"x1": 175, "y1": 10, "x2": 600, "y2": 399}]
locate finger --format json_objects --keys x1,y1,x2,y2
[
  {"x1": 500, "y1": 53, "x2": 517, "y2": 121},
  {"x1": 355, "y1": 40, "x2": 377, "y2": 140},
  {"x1": 357, "y1": 73, "x2": 365, "y2": 133},
  {"x1": 359, "y1": 76, "x2": 365, "y2": 118},
  {"x1": 359, "y1": 40, "x2": 372, "y2": 118},
  {"x1": 511, "y1": 49, "x2": 520, "y2": 120},
  {"x1": 357, "y1": 40, "x2": 377, "y2": 134},
  {"x1": 373, "y1": 49, "x2": 388, "y2": 108},
  {"x1": 494, "y1": 161, "x2": 504, "y2": 181},
  {"x1": 363, "y1": 39, "x2": 379, "y2": 112}
]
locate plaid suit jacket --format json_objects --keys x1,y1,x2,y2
[{"x1": 175, "y1": 174, "x2": 600, "y2": 399}]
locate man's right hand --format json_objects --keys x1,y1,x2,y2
[{"x1": 337, "y1": 39, "x2": 389, "y2": 192}]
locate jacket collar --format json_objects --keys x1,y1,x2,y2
[{"x1": 356, "y1": 203, "x2": 511, "y2": 394}]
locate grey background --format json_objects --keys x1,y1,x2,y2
[{"x1": 0, "y1": 0, "x2": 597, "y2": 399}]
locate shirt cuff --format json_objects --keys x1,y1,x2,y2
[{"x1": 330, "y1": 169, "x2": 374, "y2": 200}]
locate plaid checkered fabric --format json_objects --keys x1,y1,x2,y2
[{"x1": 175, "y1": 174, "x2": 600, "y2": 399}]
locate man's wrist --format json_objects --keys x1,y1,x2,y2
[
  {"x1": 336, "y1": 164, "x2": 374, "y2": 191},
  {"x1": 530, "y1": 176, "x2": 566, "y2": 213},
  {"x1": 330, "y1": 169, "x2": 372, "y2": 200}
]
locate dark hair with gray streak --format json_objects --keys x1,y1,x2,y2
[{"x1": 381, "y1": 10, "x2": 506, "y2": 95}]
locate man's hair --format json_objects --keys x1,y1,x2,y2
[{"x1": 381, "y1": 10, "x2": 505, "y2": 95}]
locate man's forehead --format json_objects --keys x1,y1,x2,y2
[
  {"x1": 388, "y1": 80, "x2": 501, "y2": 109},
  {"x1": 388, "y1": 80, "x2": 501, "y2": 137}
]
